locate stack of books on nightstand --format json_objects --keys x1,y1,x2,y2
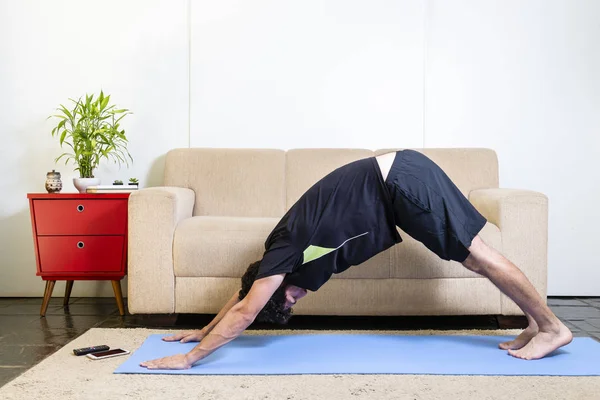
[{"x1": 86, "y1": 185, "x2": 139, "y2": 194}]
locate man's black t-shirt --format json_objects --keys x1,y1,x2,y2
[{"x1": 255, "y1": 156, "x2": 401, "y2": 291}]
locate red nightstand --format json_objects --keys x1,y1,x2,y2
[{"x1": 27, "y1": 193, "x2": 130, "y2": 316}]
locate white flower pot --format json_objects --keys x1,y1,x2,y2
[{"x1": 73, "y1": 177, "x2": 100, "y2": 193}]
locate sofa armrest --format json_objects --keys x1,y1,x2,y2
[
  {"x1": 469, "y1": 189, "x2": 548, "y2": 315},
  {"x1": 127, "y1": 187, "x2": 195, "y2": 314}
]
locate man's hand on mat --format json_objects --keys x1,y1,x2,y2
[
  {"x1": 162, "y1": 330, "x2": 206, "y2": 343},
  {"x1": 139, "y1": 354, "x2": 192, "y2": 370}
]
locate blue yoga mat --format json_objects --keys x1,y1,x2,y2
[{"x1": 114, "y1": 334, "x2": 600, "y2": 376}]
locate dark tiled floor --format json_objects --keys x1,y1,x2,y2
[{"x1": 0, "y1": 296, "x2": 599, "y2": 387}]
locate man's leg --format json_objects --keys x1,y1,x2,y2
[
  {"x1": 498, "y1": 311, "x2": 538, "y2": 350},
  {"x1": 462, "y1": 235, "x2": 572, "y2": 360}
]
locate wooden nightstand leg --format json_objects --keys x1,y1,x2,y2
[
  {"x1": 111, "y1": 280, "x2": 125, "y2": 316},
  {"x1": 64, "y1": 280, "x2": 74, "y2": 307},
  {"x1": 41, "y1": 280, "x2": 56, "y2": 317}
]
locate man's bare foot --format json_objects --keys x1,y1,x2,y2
[
  {"x1": 499, "y1": 325, "x2": 538, "y2": 350},
  {"x1": 508, "y1": 322, "x2": 573, "y2": 360}
]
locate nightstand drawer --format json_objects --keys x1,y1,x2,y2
[
  {"x1": 37, "y1": 236, "x2": 125, "y2": 273},
  {"x1": 33, "y1": 199, "x2": 127, "y2": 235}
]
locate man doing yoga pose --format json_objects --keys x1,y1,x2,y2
[{"x1": 141, "y1": 150, "x2": 572, "y2": 370}]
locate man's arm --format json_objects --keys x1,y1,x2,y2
[
  {"x1": 203, "y1": 291, "x2": 243, "y2": 334},
  {"x1": 183, "y1": 274, "x2": 284, "y2": 365},
  {"x1": 162, "y1": 291, "x2": 241, "y2": 343},
  {"x1": 140, "y1": 273, "x2": 285, "y2": 369}
]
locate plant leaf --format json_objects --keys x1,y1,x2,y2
[
  {"x1": 101, "y1": 95, "x2": 110, "y2": 110},
  {"x1": 55, "y1": 119, "x2": 66, "y2": 135},
  {"x1": 59, "y1": 129, "x2": 67, "y2": 145},
  {"x1": 60, "y1": 105, "x2": 74, "y2": 120},
  {"x1": 55, "y1": 152, "x2": 73, "y2": 163},
  {"x1": 114, "y1": 114, "x2": 128, "y2": 125}
]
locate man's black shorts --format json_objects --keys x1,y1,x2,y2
[{"x1": 385, "y1": 150, "x2": 487, "y2": 262}]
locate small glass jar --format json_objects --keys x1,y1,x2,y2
[{"x1": 45, "y1": 170, "x2": 62, "y2": 193}]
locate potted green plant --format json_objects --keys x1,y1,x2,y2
[
  {"x1": 49, "y1": 91, "x2": 133, "y2": 193},
  {"x1": 113, "y1": 180, "x2": 123, "y2": 185},
  {"x1": 128, "y1": 177, "x2": 139, "y2": 186}
]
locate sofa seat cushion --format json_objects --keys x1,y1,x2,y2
[
  {"x1": 331, "y1": 251, "x2": 390, "y2": 279},
  {"x1": 174, "y1": 215, "x2": 392, "y2": 280},
  {"x1": 173, "y1": 216, "x2": 279, "y2": 277},
  {"x1": 390, "y1": 221, "x2": 502, "y2": 279},
  {"x1": 174, "y1": 217, "x2": 500, "y2": 280},
  {"x1": 335, "y1": 221, "x2": 500, "y2": 280}
]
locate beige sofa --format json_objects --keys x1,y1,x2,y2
[{"x1": 127, "y1": 148, "x2": 548, "y2": 316}]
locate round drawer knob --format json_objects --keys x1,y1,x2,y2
[
  {"x1": 77, "y1": 204, "x2": 85, "y2": 212},
  {"x1": 77, "y1": 241, "x2": 85, "y2": 249}
]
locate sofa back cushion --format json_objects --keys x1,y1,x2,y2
[
  {"x1": 376, "y1": 148, "x2": 499, "y2": 196},
  {"x1": 164, "y1": 147, "x2": 499, "y2": 217},
  {"x1": 164, "y1": 148, "x2": 286, "y2": 217},
  {"x1": 285, "y1": 149, "x2": 375, "y2": 210}
]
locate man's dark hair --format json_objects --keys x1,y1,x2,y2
[{"x1": 239, "y1": 260, "x2": 292, "y2": 324}]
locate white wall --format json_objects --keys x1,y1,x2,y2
[
  {"x1": 0, "y1": 0, "x2": 598, "y2": 296},
  {"x1": 0, "y1": 0, "x2": 189, "y2": 297},
  {"x1": 190, "y1": 0, "x2": 424, "y2": 149},
  {"x1": 424, "y1": 0, "x2": 600, "y2": 295}
]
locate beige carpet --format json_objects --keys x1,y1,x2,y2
[{"x1": 1, "y1": 328, "x2": 599, "y2": 400}]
